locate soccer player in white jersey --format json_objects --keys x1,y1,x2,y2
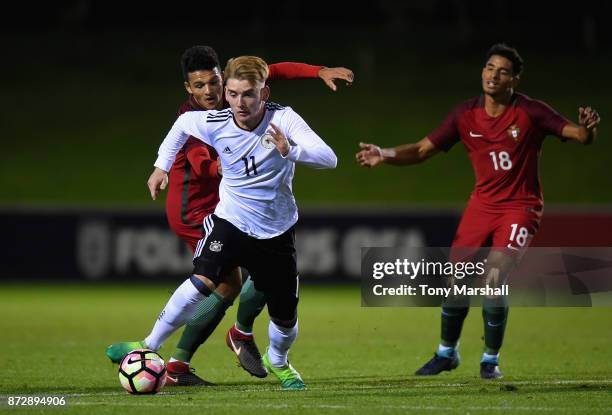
[{"x1": 138, "y1": 56, "x2": 336, "y2": 390}]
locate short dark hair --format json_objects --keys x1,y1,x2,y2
[
  {"x1": 180, "y1": 46, "x2": 221, "y2": 81},
  {"x1": 486, "y1": 43, "x2": 524, "y2": 78}
]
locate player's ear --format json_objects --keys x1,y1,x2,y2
[
  {"x1": 511, "y1": 76, "x2": 520, "y2": 89},
  {"x1": 184, "y1": 81, "x2": 193, "y2": 95},
  {"x1": 261, "y1": 85, "x2": 270, "y2": 102}
]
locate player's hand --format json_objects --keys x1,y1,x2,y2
[
  {"x1": 216, "y1": 157, "x2": 223, "y2": 177},
  {"x1": 356, "y1": 142, "x2": 383, "y2": 167},
  {"x1": 268, "y1": 123, "x2": 290, "y2": 157},
  {"x1": 318, "y1": 67, "x2": 354, "y2": 91},
  {"x1": 578, "y1": 106, "x2": 601, "y2": 130},
  {"x1": 147, "y1": 167, "x2": 169, "y2": 200}
]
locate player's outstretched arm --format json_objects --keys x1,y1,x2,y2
[
  {"x1": 268, "y1": 63, "x2": 354, "y2": 91},
  {"x1": 561, "y1": 106, "x2": 600, "y2": 145},
  {"x1": 356, "y1": 137, "x2": 439, "y2": 168}
]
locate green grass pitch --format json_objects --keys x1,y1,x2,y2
[{"x1": 1, "y1": 284, "x2": 611, "y2": 414}]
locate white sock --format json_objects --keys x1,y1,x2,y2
[
  {"x1": 437, "y1": 342, "x2": 459, "y2": 358},
  {"x1": 481, "y1": 352, "x2": 500, "y2": 364},
  {"x1": 144, "y1": 278, "x2": 206, "y2": 350},
  {"x1": 267, "y1": 320, "x2": 298, "y2": 367}
]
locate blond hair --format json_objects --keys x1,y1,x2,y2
[{"x1": 224, "y1": 56, "x2": 269, "y2": 86}]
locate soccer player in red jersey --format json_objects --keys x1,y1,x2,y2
[
  {"x1": 130, "y1": 46, "x2": 353, "y2": 385},
  {"x1": 356, "y1": 44, "x2": 600, "y2": 379}
]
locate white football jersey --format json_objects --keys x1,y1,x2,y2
[{"x1": 155, "y1": 102, "x2": 337, "y2": 239}]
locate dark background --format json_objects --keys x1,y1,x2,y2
[{"x1": 2, "y1": 0, "x2": 610, "y2": 206}]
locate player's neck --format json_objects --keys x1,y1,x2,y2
[
  {"x1": 234, "y1": 107, "x2": 266, "y2": 131},
  {"x1": 484, "y1": 90, "x2": 513, "y2": 117}
]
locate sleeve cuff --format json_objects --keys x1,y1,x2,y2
[
  {"x1": 282, "y1": 145, "x2": 302, "y2": 162},
  {"x1": 311, "y1": 65, "x2": 325, "y2": 77},
  {"x1": 154, "y1": 157, "x2": 172, "y2": 172}
]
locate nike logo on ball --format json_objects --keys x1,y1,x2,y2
[{"x1": 127, "y1": 358, "x2": 153, "y2": 364}]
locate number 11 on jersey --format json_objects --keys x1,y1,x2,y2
[{"x1": 242, "y1": 156, "x2": 258, "y2": 176}]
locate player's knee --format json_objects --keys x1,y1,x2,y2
[
  {"x1": 483, "y1": 294, "x2": 508, "y2": 309},
  {"x1": 485, "y1": 266, "x2": 501, "y2": 286},
  {"x1": 486, "y1": 251, "x2": 515, "y2": 271},
  {"x1": 484, "y1": 252, "x2": 513, "y2": 286},
  {"x1": 192, "y1": 274, "x2": 216, "y2": 294}
]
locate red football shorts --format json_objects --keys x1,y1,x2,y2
[{"x1": 450, "y1": 196, "x2": 542, "y2": 261}]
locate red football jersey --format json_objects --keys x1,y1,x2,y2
[
  {"x1": 428, "y1": 93, "x2": 570, "y2": 207},
  {"x1": 165, "y1": 62, "x2": 323, "y2": 248}
]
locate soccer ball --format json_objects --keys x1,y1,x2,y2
[{"x1": 118, "y1": 349, "x2": 167, "y2": 394}]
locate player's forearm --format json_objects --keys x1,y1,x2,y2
[
  {"x1": 154, "y1": 120, "x2": 191, "y2": 172},
  {"x1": 564, "y1": 124, "x2": 596, "y2": 145},
  {"x1": 268, "y1": 62, "x2": 323, "y2": 80},
  {"x1": 381, "y1": 143, "x2": 427, "y2": 165},
  {"x1": 283, "y1": 114, "x2": 337, "y2": 168},
  {"x1": 285, "y1": 141, "x2": 337, "y2": 169}
]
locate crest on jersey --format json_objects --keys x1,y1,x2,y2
[
  {"x1": 261, "y1": 133, "x2": 275, "y2": 149},
  {"x1": 507, "y1": 125, "x2": 521, "y2": 141},
  {"x1": 209, "y1": 241, "x2": 223, "y2": 252}
]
